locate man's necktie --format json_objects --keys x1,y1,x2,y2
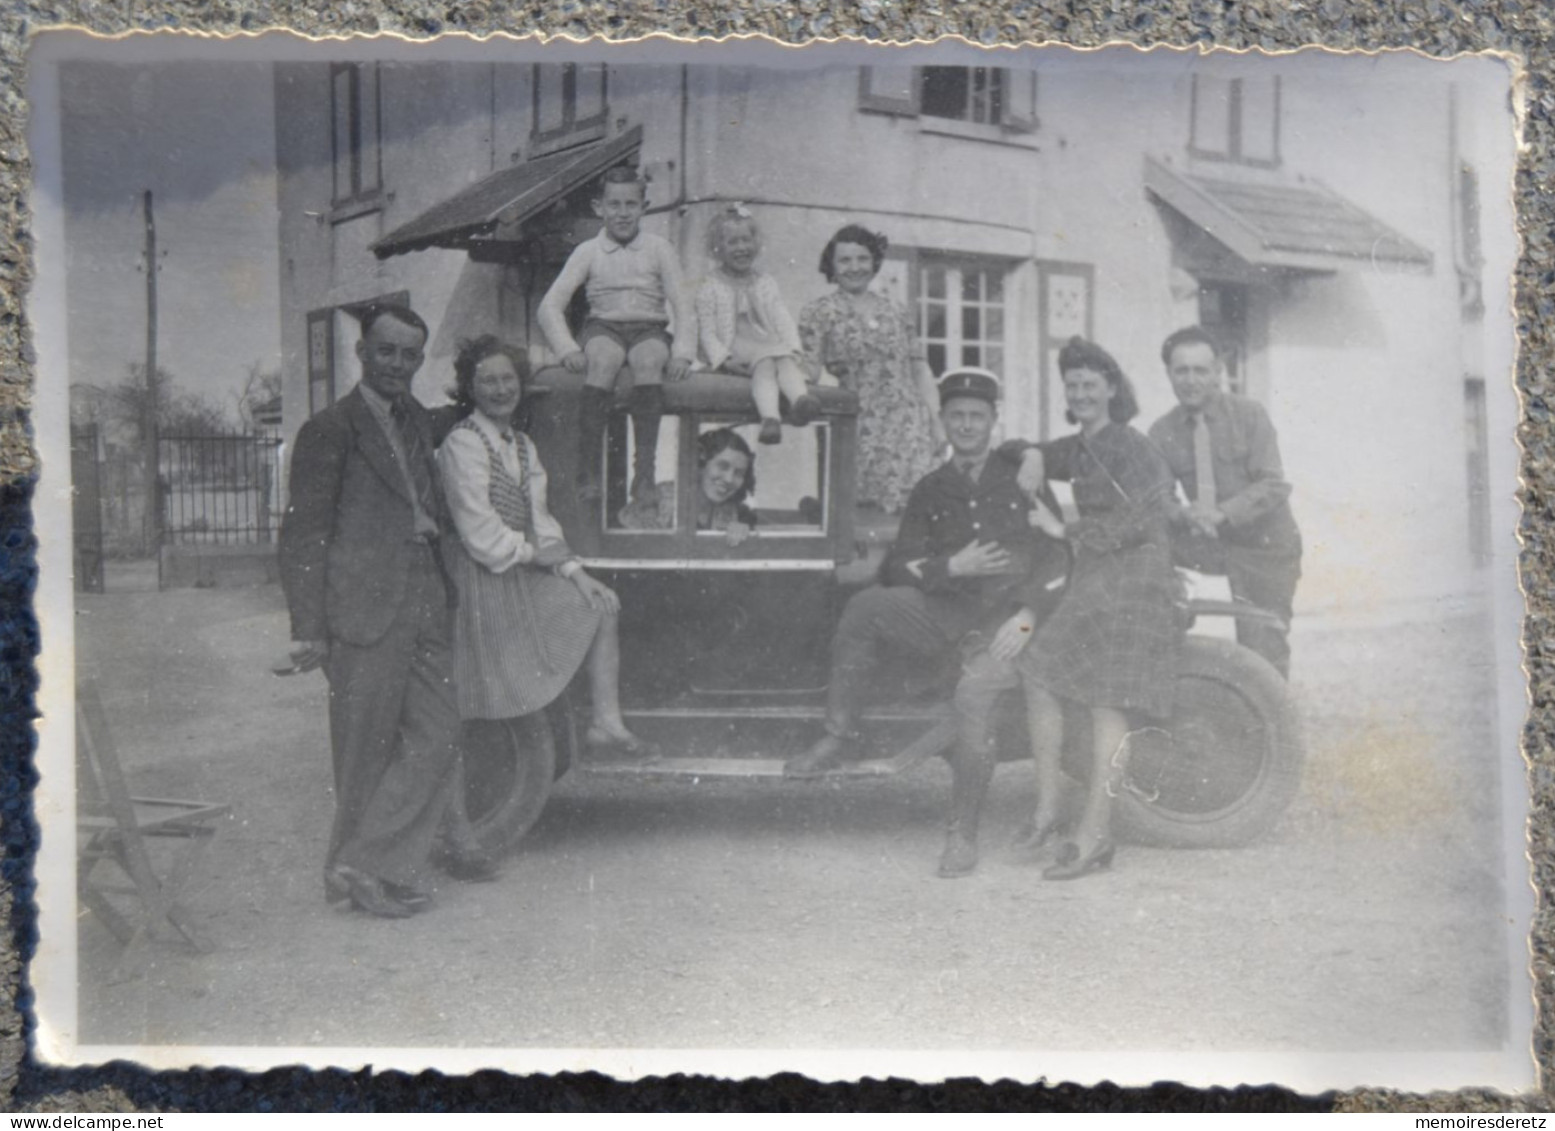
[
  {"x1": 1190, "y1": 411, "x2": 1218, "y2": 507},
  {"x1": 390, "y1": 397, "x2": 437, "y2": 520},
  {"x1": 958, "y1": 458, "x2": 977, "y2": 481}
]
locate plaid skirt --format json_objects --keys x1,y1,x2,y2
[{"x1": 1018, "y1": 540, "x2": 1181, "y2": 720}]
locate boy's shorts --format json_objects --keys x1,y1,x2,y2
[{"x1": 580, "y1": 318, "x2": 673, "y2": 370}]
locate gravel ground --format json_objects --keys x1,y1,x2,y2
[{"x1": 54, "y1": 583, "x2": 1521, "y2": 1084}]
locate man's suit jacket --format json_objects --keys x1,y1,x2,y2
[{"x1": 280, "y1": 387, "x2": 452, "y2": 648}]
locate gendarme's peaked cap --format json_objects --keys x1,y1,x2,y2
[{"x1": 937, "y1": 366, "x2": 1002, "y2": 407}]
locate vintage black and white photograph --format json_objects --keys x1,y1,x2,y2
[{"x1": 25, "y1": 32, "x2": 1529, "y2": 1089}]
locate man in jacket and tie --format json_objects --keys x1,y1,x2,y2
[
  {"x1": 280, "y1": 301, "x2": 490, "y2": 919},
  {"x1": 1147, "y1": 325, "x2": 1303, "y2": 677}
]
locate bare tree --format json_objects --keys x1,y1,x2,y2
[
  {"x1": 234, "y1": 359, "x2": 283, "y2": 431},
  {"x1": 105, "y1": 362, "x2": 233, "y2": 438}
]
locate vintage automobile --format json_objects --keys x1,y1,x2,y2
[{"x1": 457, "y1": 367, "x2": 1304, "y2": 856}]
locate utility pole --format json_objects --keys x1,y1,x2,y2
[{"x1": 141, "y1": 189, "x2": 161, "y2": 555}]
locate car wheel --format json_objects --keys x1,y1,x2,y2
[
  {"x1": 1110, "y1": 636, "x2": 1304, "y2": 848},
  {"x1": 461, "y1": 714, "x2": 558, "y2": 856}
]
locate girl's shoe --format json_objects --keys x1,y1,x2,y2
[
  {"x1": 585, "y1": 725, "x2": 660, "y2": 762},
  {"x1": 758, "y1": 418, "x2": 783, "y2": 445}
]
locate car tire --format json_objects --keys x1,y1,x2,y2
[
  {"x1": 461, "y1": 714, "x2": 558, "y2": 857},
  {"x1": 1110, "y1": 636, "x2": 1304, "y2": 848}
]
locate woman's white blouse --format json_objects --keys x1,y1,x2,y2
[{"x1": 436, "y1": 410, "x2": 569, "y2": 575}]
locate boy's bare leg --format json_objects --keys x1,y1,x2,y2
[
  {"x1": 578, "y1": 337, "x2": 628, "y2": 499},
  {"x1": 625, "y1": 338, "x2": 670, "y2": 502}
]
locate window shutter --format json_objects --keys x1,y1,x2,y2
[
  {"x1": 1238, "y1": 75, "x2": 1280, "y2": 164},
  {"x1": 535, "y1": 64, "x2": 567, "y2": 135},
  {"x1": 357, "y1": 64, "x2": 381, "y2": 194},
  {"x1": 1190, "y1": 75, "x2": 1233, "y2": 157},
  {"x1": 858, "y1": 65, "x2": 919, "y2": 116},
  {"x1": 1002, "y1": 68, "x2": 1039, "y2": 133},
  {"x1": 574, "y1": 63, "x2": 607, "y2": 126}
]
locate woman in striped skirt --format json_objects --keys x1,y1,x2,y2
[{"x1": 436, "y1": 334, "x2": 648, "y2": 754}]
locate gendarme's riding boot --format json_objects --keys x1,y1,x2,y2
[
  {"x1": 938, "y1": 764, "x2": 984, "y2": 878},
  {"x1": 629, "y1": 385, "x2": 664, "y2": 504},
  {"x1": 783, "y1": 728, "x2": 852, "y2": 777},
  {"x1": 938, "y1": 731, "x2": 998, "y2": 878},
  {"x1": 577, "y1": 385, "x2": 613, "y2": 501}
]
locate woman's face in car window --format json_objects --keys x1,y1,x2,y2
[{"x1": 699, "y1": 447, "x2": 751, "y2": 505}]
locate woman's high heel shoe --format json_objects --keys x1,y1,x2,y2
[
  {"x1": 1042, "y1": 839, "x2": 1115, "y2": 881},
  {"x1": 585, "y1": 726, "x2": 659, "y2": 762}
]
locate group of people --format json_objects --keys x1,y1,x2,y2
[
  {"x1": 783, "y1": 326, "x2": 1302, "y2": 881},
  {"x1": 280, "y1": 305, "x2": 658, "y2": 918},
  {"x1": 278, "y1": 164, "x2": 1302, "y2": 918},
  {"x1": 536, "y1": 166, "x2": 941, "y2": 516}
]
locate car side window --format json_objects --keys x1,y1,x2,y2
[
  {"x1": 604, "y1": 415, "x2": 681, "y2": 533},
  {"x1": 695, "y1": 421, "x2": 828, "y2": 537}
]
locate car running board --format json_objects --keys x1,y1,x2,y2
[{"x1": 580, "y1": 715, "x2": 960, "y2": 780}]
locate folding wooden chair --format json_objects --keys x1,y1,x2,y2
[{"x1": 75, "y1": 678, "x2": 230, "y2": 952}]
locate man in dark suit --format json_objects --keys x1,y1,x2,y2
[
  {"x1": 1147, "y1": 326, "x2": 1302, "y2": 677},
  {"x1": 280, "y1": 302, "x2": 490, "y2": 919},
  {"x1": 785, "y1": 368, "x2": 1068, "y2": 878}
]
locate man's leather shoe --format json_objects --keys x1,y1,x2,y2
[
  {"x1": 436, "y1": 845, "x2": 501, "y2": 883},
  {"x1": 784, "y1": 733, "x2": 850, "y2": 777},
  {"x1": 328, "y1": 866, "x2": 415, "y2": 918},
  {"x1": 937, "y1": 828, "x2": 979, "y2": 878}
]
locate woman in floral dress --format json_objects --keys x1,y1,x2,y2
[{"x1": 799, "y1": 224, "x2": 944, "y2": 513}]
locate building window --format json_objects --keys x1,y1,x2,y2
[
  {"x1": 331, "y1": 63, "x2": 382, "y2": 206},
  {"x1": 918, "y1": 259, "x2": 1007, "y2": 378},
  {"x1": 859, "y1": 66, "x2": 1037, "y2": 133},
  {"x1": 921, "y1": 67, "x2": 1004, "y2": 125},
  {"x1": 1189, "y1": 74, "x2": 1280, "y2": 166},
  {"x1": 532, "y1": 63, "x2": 609, "y2": 156}
]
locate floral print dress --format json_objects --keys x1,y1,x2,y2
[{"x1": 799, "y1": 289, "x2": 938, "y2": 513}]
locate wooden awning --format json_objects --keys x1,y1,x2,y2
[
  {"x1": 1144, "y1": 155, "x2": 1433, "y2": 275},
  {"x1": 371, "y1": 125, "x2": 644, "y2": 260}
]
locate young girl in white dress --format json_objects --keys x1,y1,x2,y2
[{"x1": 694, "y1": 205, "x2": 821, "y2": 445}]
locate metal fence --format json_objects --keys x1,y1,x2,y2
[{"x1": 159, "y1": 431, "x2": 285, "y2": 545}]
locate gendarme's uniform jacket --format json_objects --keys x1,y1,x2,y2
[{"x1": 881, "y1": 449, "x2": 1069, "y2": 627}]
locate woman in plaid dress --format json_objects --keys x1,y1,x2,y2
[
  {"x1": 436, "y1": 335, "x2": 648, "y2": 755},
  {"x1": 1018, "y1": 337, "x2": 1180, "y2": 881}
]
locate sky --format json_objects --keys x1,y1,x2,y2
[{"x1": 59, "y1": 60, "x2": 282, "y2": 427}]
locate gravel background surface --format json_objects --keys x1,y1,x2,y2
[
  {"x1": 1, "y1": 0, "x2": 1551, "y2": 1113},
  {"x1": 64, "y1": 588, "x2": 1509, "y2": 1067}
]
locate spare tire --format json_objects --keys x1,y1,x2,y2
[{"x1": 1110, "y1": 636, "x2": 1304, "y2": 848}]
